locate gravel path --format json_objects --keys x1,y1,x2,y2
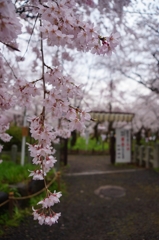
[{"x1": 2, "y1": 155, "x2": 159, "y2": 240}]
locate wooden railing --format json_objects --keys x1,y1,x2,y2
[
  {"x1": 133, "y1": 144, "x2": 159, "y2": 168},
  {"x1": 0, "y1": 172, "x2": 61, "y2": 218}
]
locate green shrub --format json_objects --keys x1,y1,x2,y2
[
  {"x1": 68, "y1": 136, "x2": 109, "y2": 151},
  {"x1": 0, "y1": 161, "x2": 36, "y2": 186}
]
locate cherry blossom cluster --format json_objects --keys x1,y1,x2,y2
[
  {"x1": 24, "y1": 0, "x2": 120, "y2": 55},
  {"x1": 33, "y1": 209, "x2": 61, "y2": 225},
  {"x1": 13, "y1": 78, "x2": 41, "y2": 107},
  {"x1": 27, "y1": 67, "x2": 91, "y2": 180},
  {"x1": 32, "y1": 190, "x2": 62, "y2": 225},
  {"x1": 0, "y1": 0, "x2": 120, "y2": 226},
  {"x1": 27, "y1": 115, "x2": 57, "y2": 180},
  {"x1": 0, "y1": 0, "x2": 21, "y2": 48}
]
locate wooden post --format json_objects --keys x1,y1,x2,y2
[
  {"x1": 110, "y1": 133, "x2": 115, "y2": 165},
  {"x1": 9, "y1": 192, "x2": 14, "y2": 218}
]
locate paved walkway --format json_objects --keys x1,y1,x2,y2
[
  {"x1": 65, "y1": 154, "x2": 142, "y2": 176},
  {"x1": 64, "y1": 154, "x2": 141, "y2": 174},
  {"x1": 2, "y1": 155, "x2": 159, "y2": 240}
]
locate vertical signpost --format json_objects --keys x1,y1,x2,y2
[{"x1": 116, "y1": 129, "x2": 131, "y2": 163}]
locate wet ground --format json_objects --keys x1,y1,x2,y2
[{"x1": 2, "y1": 155, "x2": 159, "y2": 240}]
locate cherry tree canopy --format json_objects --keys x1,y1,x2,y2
[{"x1": 69, "y1": 0, "x2": 159, "y2": 133}]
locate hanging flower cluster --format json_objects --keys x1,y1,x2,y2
[
  {"x1": 32, "y1": 190, "x2": 62, "y2": 225},
  {"x1": 0, "y1": 0, "x2": 120, "y2": 226}
]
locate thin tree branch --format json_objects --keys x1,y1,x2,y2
[
  {"x1": 21, "y1": 13, "x2": 39, "y2": 59},
  {"x1": 1, "y1": 54, "x2": 18, "y2": 79},
  {"x1": 0, "y1": 41, "x2": 20, "y2": 52},
  {"x1": 120, "y1": 70, "x2": 159, "y2": 94}
]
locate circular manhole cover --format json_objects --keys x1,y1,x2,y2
[{"x1": 94, "y1": 185, "x2": 126, "y2": 199}]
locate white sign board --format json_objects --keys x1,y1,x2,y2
[{"x1": 116, "y1": 129, "x2": 131, "y2": 163}]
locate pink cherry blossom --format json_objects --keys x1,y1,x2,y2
[
  {"x1": 37, "y1": 191, "x2": 62, "y2": 208},
  {"x1": 29, "y1": 169, "x2": 45, "y2": 180}
]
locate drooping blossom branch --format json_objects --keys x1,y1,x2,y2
[{"x1": 0, "y1": 0, "x2": 120, "y2": 226}]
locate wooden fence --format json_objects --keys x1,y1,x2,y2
[
  {"x1": 133, "y1": 144, "x2": 159, "y2": 168},
  {"x1": 0, "y1": 172, "x2": 61, "y2": 218}
]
